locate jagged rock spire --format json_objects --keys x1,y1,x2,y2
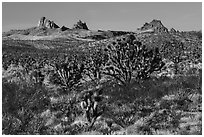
[
  {"x1": 139, "y1": 19, "x2": 168, "y2": 33},
  {"x1": 73, "y1": 20, "x2": 89, "y2": 30},
  {"x1": 38, "y1": 16, "x2": 59, "y2": 29}
]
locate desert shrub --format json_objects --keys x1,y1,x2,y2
[
  {"x1": 45, "y1": 95, "x2": 83, "y2": 135},
  {"x1": 3, "y1": 64, "x2": 30, "y2": 84},
  {"x1": 84, "y1": 48, "x2": 108, "y2": 84},
  {"x1": 3, "y1": 61, "x2": 47, "y2": 87},
  {"x1": 136, "y1": 109, "x2": 182, "y2": 135},
  {"x1": 135, "y1": 93, "x2": 189, "y2": 135},
  {"x1": 107, "y1": 103, "x2": 138, "y2": 127},
  {"x1": 160, "y1": 40, "x2": 186, "y2": 74},
  {"x1": 50, "y1": 95, "x2": 81, "y2": 120},
  {"x1": 2, "y1": 81, "x2": 50, "y2": 134},
  {"x1": 103, "y1": 34, "x2": 164, "y2": 87}
]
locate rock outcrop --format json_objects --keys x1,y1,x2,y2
[
  {"x1": 60, "y1": 26, "x2": 69, "y2": 31},
  {"x1": 38, "y1": 17, "x2": 60, "y2": 29},
  {"x1": 139, "y1": 19, "x2": 168, "y2": 33},
  {"x1": 73, "y1": 20, "x2": 89, "y2": 30},
  {"x1": 170, "y1": 28, "x2": 177, "y2": 33}
]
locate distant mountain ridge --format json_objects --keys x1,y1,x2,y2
[
  {"x1": 2, "y1": 17, "x2": 202, "y2": 42},
  {"x1": 2, "y1": 16, "x2": 131, "y2": 41}
]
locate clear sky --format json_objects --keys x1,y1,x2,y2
[{"x1": 2, "y1": 2, "x2": 202, "y2": 32}]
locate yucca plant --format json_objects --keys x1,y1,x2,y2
[
  {"x1": 80, "y1": 88, "x2": 105, "y2": 129},
  {"x1": 53, "y1": 57, "x2": 85, "y2": 91}
]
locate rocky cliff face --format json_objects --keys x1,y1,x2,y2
[
  {"x1": 38, "y1": 17, "x2": 60, "y2": 29},
  {"x1": 139, "y1": 19, "x2": 168, "y2": 33},
  {"x1": 73, "y1": 20, "x2": 89, "y2": 30}
]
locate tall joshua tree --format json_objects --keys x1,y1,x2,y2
[{"x1": 103, "y1": 34, "x2": 165, "y2": 87}]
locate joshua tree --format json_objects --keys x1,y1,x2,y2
[
  {"x1": 103, "y1": 34, "x2": 164, "y2": 87},
  {"x1": 160, "y1": 40, "x2": 185, "y2": 74},
  {"x1": 84, "y1": 48, "x2": 108, "y2": 84},
  {"x1": 53, "y1": 56, "x2": 85, "y2": 91}
]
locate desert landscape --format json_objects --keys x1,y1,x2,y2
[{"x1": 2, "y1": 2, "x2": 202, "y2": 135}]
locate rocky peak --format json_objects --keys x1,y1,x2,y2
[
  {"x1": 170, "y1": 28, "x2": 177, "y2": 33},
  {"x1": 38, "y1": 17, "x2": 59, "y2": 29},
  {"x1": 60, "y1": 26, "x2": 69, "y2": 31},
  {"x1": 73, "y1": 20, "x2": 89, "y2": 30},
  {"x1": 140, "y1": 19, "x2": 168, "y2": 33}
]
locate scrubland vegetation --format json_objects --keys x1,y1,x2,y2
[{"x1": 2, "y1": 34, "x2": 202, "y2": 135}]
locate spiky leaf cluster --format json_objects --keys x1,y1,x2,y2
[{"x1": 53, "y1": 57, "x2": 85, "y2": 91}]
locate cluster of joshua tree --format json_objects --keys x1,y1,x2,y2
[{"x1": 49, "y1": 34, "x2": 166, "y2": 127}]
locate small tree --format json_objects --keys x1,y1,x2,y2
[{"x1": 103, "y1": 34, "x2": 164, "y2": 87}]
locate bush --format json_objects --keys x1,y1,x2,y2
[
  {"x1": 160, "y1": 40, "x2": 185, "y2": 74},
  {"x1": 84, "y1": 48, "x2": 108, "y2": 83},
  {"x1": 2, "y1": 81, "x2": 50, "y2": 134}
]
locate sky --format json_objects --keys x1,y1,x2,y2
[{"x1": 2, "y1": 2, "x2": 202, "y2": 32}]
